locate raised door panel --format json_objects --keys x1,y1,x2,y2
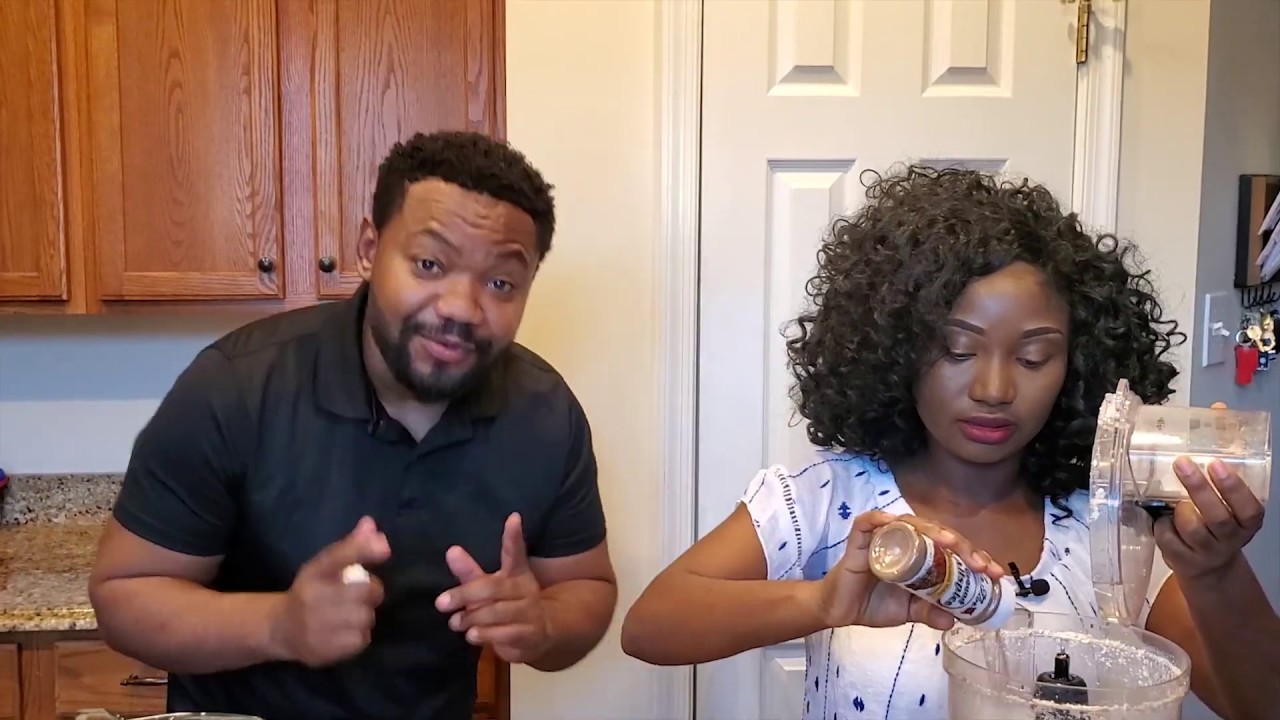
[
  {"x1": 53, "y1": 640, "x2": 168, "y2": 717},
  {"x1": 85, "y1": 0, "x2": 284, "y2": 300},
  {"x1": 0, "y1": 0, "x2": 68, "y2": 300},
  {"x1": 297, "y1": 0, "x2": 504, "y2": 298},
  {"x1": 0, "y1": 643, "x2": 17, "y2": 720}
]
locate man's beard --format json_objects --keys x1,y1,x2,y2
[{"x1": 368, "y1": 309, "x2": 498, "y2": 403}]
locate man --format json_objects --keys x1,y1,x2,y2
[{"x1": 89, "y1": 131, "x2": 617, "y2": 720}]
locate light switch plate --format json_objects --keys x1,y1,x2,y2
[{"x1": 1201, "y1": 291, "x2": 1235, "y2": 367}]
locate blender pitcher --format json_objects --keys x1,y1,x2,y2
[{"x1": 1090, "y1": 378, "x2": 1271, "y2": 624}]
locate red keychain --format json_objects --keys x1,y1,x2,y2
[{"x1": 1236, "y1": 344, "x2": 1260, "y2": 386}]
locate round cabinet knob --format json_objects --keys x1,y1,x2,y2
[
  {"x1": 257, "y1": 257, "x2": 276, "y2": 273},
  {"x1": 318, "y1": 256, "x2": 337, "y2": 273}
]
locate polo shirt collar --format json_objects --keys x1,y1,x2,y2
[{"x1": 314, "y1": 283, "x2": 505, "y2": 422}]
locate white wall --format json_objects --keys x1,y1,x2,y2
[{"x1": 0, "y1": 1, "x2": 670, "y2": 717}]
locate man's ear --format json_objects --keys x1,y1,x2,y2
[{"x1": 356, "y1": 218, "x2": 377, "y2": 281}]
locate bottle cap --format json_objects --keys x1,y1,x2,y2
[{"x1": 972, "y1": 576, "x2": 1017, "y2": 630}]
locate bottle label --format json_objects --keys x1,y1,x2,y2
[{"x1": 901, "y1": 535, "x2": 994, "y2": 619}]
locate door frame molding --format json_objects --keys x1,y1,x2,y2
[
  {"x1": 653, "y1": 0, "x2": 701, "y2": 717},
  {"x1": 1072, "y1": 0, "x2": 1128, "y2": 233},
  {"x1": 652, "y1": 3, "x2": 1127, "y2": 717}
]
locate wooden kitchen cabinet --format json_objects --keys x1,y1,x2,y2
[
  {"x1": 0, "y1": 0, "x2": 69, "y2": 303},
  {"x1": 2, "y1": 632, "x2": 508, "y2": 719},
  {"x1": 0, "y1": 0, "x2": 504, "y2": 314},
  {"x1": 1, "y1": 644, "x2": 18, "y2": 720},
  {"x1": 84, "y1": 0, "x2": 288, "y2": 302}
]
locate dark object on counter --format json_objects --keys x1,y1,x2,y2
[{"x1": 1034, "y1": 651, "x2": 1089, "y2": 718}]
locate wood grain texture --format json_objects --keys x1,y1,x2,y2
[
  {"x1": 0, "y1": 644, "x2": 17, "y2": 720},
  {"x1": 18, "y1": 632, "x2": 55, "y2": 720},
  {"x1": 3, "y1": 629, "x2": 506, "y2": 719},
  {"x1": 311, "y1": 0, "x2": 504, "y2": 299},
  {"x1": 52, "y1": 640, "x2": 167, "y2": 717},
  {"x1": 88, "y1": 0, "x2": 284, "y2": 299},
  {"x1": 0, "y1": 0, "x2": 68, "y2": 300},
  {"x1": 4, "y1": 0, "x2": 506, "y2": 317}
]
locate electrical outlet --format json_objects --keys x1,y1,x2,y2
[{"x1": 1201, "y1": 291, "x2": 1236, "y2": 367}]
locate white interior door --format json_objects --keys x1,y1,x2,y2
[{"x1": 697, "y1": 1, "x2": 1083, "y2": 717}]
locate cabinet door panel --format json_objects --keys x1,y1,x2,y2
[
  {"x1": 87, "y1": 0, "x2": 284, "y2": 299},
  {"x1": 307, "y1": 0, "x2": 503, "y2": 298},
  {"x1": 54, "y1": 640, "x2": 168, "y2": 717},
  {"x1": 0, "y1": 0, "x2": 68, "y2": 300}
]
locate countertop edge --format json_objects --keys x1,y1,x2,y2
[{"x1": 0, "y1": 608, "x2": 99, "y2": 634}]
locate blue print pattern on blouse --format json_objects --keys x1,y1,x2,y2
[
  {"x1": 770, "y1": 456, "x2": 862, "y2": 581},
  {"x1": 821, "y1": 629, "x2": 835, "y2": 718},
  {"x1": 882, "y1": 625, "x2": 916, "y2": 717}
]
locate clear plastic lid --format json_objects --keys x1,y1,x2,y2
[{"x1": 1088, "y1": 379, "x2": 1157, "y2": 627}]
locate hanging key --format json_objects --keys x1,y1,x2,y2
[
  {"x1": 1260, "y1": 311, "x2": 1276, "y2": 354},
  {"x1": 1237, "y1": 343, "x2": 1260, "y2": 385},
  {"x1": 1245, "y1": 311, "x2": 1264, "y2": 350}
]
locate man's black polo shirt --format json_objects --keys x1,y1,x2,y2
[{"x1": 112, "y1": 284, "x2": 607, "y2": 720}]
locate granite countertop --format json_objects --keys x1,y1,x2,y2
[{"x1": 0, "y1": 474, "x2": 122, "y2": 633}]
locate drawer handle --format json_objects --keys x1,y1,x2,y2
[{"x1": 120, "y1": 673, "x2": 168, "y2": 687}]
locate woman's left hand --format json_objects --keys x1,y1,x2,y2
[{"x1": 1155, "y1": 404, "x2": 1266, "y2": 581}]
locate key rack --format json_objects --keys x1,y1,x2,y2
[{"x1": 1240, "y1": 283, "x2": 1279, "y2": 311}]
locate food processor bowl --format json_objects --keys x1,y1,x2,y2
[{"x1": 942, "y1": 610, "x2": 1191, "y2": 719}]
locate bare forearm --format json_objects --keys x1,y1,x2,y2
[
  {"x1": 621, "y1": 572, "x2": 827, "y2": 665},
  {"x1": 527, "y1": 579, "x2": 617, "y2": 672},
  {"x1": 90, "y1": 576, "x2": 288, "y2": 674},
  {"x1": 1180, "y1": 556, "x2": 1280, "y2": 720}
]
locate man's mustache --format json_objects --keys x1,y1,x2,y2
[{"x1": 404, "y1": 318, "x2": 490, "y2": 351}]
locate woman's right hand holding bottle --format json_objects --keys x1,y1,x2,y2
[{"x1": 811, "y1": 510, "x2": 1003, "y2": 632}]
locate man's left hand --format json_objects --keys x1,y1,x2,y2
[{"x1": 436, "y1": 513, "x2": 551, "y2": 663}]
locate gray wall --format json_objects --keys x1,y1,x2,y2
[
  {"x1": 1189, "y1": 0, "x2": 1280, "y2": 718},
  {"x1": 1190, "y1": 0, "x2": 1280, "y2": 606}
]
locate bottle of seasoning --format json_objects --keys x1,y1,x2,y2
[{"x1": 868, "y1": 520, "x2": 1014, "y2": 629}]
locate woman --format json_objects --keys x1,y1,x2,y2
[{"x1": 621, "y1": 165, "x2": 1275, "y2": 718}]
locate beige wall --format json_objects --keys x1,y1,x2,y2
[{"x1": 506, "y1": 0, "x2": 670, "y2": 717}]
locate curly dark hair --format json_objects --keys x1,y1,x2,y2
[
  {"x1": 786, "y1": 164, "x2": 1185, "y2": 511},
  {"x1": 372, "y1": 131, "x2": 557, "y2": 258}
]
